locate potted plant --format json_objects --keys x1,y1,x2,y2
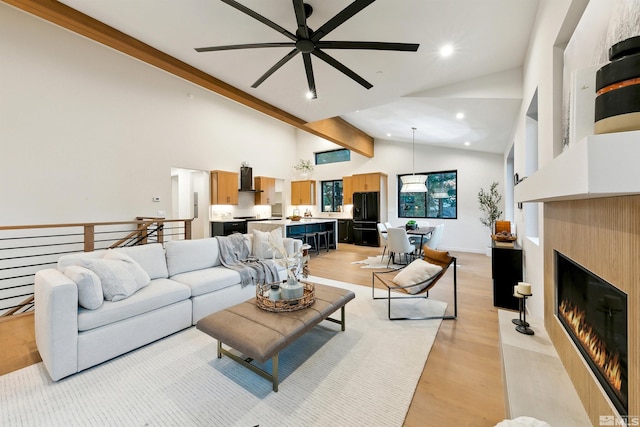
[
  {"x1": 405, "y1": 220, "x2": 417, "y2": 230},
  {"x1": 478, "y1": 182, "x2": 503, "y2": 255},
  {"x1": 293, "y1": 159, "x2": 314, "y2": 179}
]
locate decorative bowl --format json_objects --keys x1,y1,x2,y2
[
  {"x1": 492, "y1": 233, "x2": 517, "y2": 242},
  {"x1": 289, "y1": 215, "x2": 302, "y2": 221}
]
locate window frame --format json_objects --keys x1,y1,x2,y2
[
  {"x1": 320, "y1": 179, "x2": 344, "y2": 212},
  {"x1": 315, "y1": 148, "x2": 350, "y2": 165},
  {"x1": 397, "y1": 170, "x2": 458, "y2": 219}
]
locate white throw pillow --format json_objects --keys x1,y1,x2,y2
[
  {"x1": 82, "y1": 250, "x2": 150, "y2": 301},
  {"x1": 64, "y1": 265, "x2": 103, "y2": 310},
  {"x1": 392, "y1": 259, "x2": 442, "y2": 295},
  {"x1": 268, "y1": 229, "x2": 286, "y2": 258},
  {"x1": 252, "y1": 230, "x2": 273, "y2": 259},
  {"x1": 253, "y1": 229, "x2": 286, "y2": 259}
]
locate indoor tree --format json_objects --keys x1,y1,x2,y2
[{"x1": 478, "y1": 181, "x2": 503, "y2": 235}]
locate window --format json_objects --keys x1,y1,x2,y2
[
  {"x1": 398, "y1": 170, "x2": 457, "y2": 219},
  {"x1": 315, "y1": 149, "x2": 350, "y2": 165},
  {"x1": 321, "y1": 180, "x2": 343, "y2": 212}
]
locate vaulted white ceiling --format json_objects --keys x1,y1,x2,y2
[{"x1": 58, "y1": 0, "x2": 540, "y2": 153}]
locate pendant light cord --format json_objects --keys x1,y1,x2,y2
[{"x1": 412, "y1": 127, "x2": 416, "y2": 176}]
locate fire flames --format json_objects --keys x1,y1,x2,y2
[{"x1": 559, "y1": 299, "x2": 623, "y2": 395}]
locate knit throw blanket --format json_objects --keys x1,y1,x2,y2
[{"x1": 215, "y1": 234, "x2": 279, "y2": 286}]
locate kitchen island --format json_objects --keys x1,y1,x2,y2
[{"x1": 247, "y1": 218, "x2": 338, "y2": 249}]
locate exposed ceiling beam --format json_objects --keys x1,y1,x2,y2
[{"x1": 3, "y1": 0, "x2": 374, "y2": 157}]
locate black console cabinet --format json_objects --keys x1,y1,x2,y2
[{"x1": 491, "y1": 241, "x2": 523, "y2": 310}]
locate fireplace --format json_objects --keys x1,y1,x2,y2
[{"x1": 555, "y1": 251, "x2": 628, "y2": 416}]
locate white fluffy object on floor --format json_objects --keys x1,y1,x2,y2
[{"x1": 494, "y1": 416, "x2": 552, "y2": 427}]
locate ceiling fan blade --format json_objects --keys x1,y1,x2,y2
[
  {"x1": 251, "y1": 49, "x2": 300, "y2": 88},
  {"x1": 293, "y1": 0, "x2": 310, "y2": 40},
  {"x1": 302, "y1": 53, "x2": 317, "y2": 98},
  {"x1": 316, "y1": 41, "x2": 420, "y2": 52},
  {"x1": 221, "y1": 0, "x2": 297, "y2": 41},
  {"x1": 311, "y1": 0, "x2": 376, "y2": 42},
  {"x1": 195, "y1": 42, "x2": 296, "y2": 52},
  {"x1": 311, "y1": 49, "x2": 373, "y2": 89}
]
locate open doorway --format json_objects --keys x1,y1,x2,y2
[{"x1": 171, "y1": 168, "x2": 209, "y2": 239}]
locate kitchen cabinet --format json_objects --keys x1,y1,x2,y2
[
  {"x1": 211, "y1": 221, "x2": 247, "y2": 236},
  {"x1": 342, "y1": 176, "x2": 354, "y2": 205},
  {"x1": 254, "y1": 176, "x2": 275, "y2": 205},
  {"x1": 291, "y1": 180, "x2": 315, "y2": 205},
  {"x1": 210, "y1": 170, "x2": 238, "y2": 205},
  {"x1": 491, "y1": 241, "x2": 523, "y2": 310},
  {"x1": 351, "y1": 172, "x2": 387, "y2": 193},
  {"x1": 338, "y1": 219, "x2": 353, "y2": 243}
]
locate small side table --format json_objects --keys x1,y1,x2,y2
[{"x1": 514, "y1": 291, "x2": 534, "y2": 335}]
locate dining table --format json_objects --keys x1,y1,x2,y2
[{"x1": 406, "y1": 226, "x2": 435, "y2": 256}]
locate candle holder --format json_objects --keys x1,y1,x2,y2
[{"x1": 514, "y1": 291, "x2": 534, "y2": 335}]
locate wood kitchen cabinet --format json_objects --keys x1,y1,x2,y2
[
  {"x1": 291, "y1": 180, "x2": 315, "y2": 205},
  {"x1": 210, "y1": 170, "x2": 238, "y2": 205},
  {"x1": 342, "y1": 176, "x2": 354, "y2": 205},
  {"x1": 352, "y1": 172, "x2": 387, "y2": 193},
  {"x1": 254, "y1": 176, "x2": 275, "y2": 205}
]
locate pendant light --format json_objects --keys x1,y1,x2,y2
[{"x1": 400, "y1": 127, "x2": 428, "y2": 192}]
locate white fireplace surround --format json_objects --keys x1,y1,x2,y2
[{"x1": 515, "y1": 130, "x2": 640, "y2": 203}]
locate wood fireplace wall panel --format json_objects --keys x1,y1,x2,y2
[{"x1": 544, "y1": 196, "x2": 640, "y2": 424}]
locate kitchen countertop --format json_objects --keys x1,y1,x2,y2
[{"x1": 253, "y1": 218, "x2": 338, "y2": 226}]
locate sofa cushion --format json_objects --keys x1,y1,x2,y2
[
  {"x1": 82, "y1": 251, "x2": 150, "y2": 302},
  {"x1": 77, "y1": 278, "x2": 190, "y2": 331},
  {"x1": 112, "y1": 243, "x2": 168, "y2": 280},
  {"x1": 63, "y1": 266, "x2": 103, "y2": 310},
  {"x1": 165, "y1": 238, "x2": 220, "y2": 276},
  {"x1": 170, "y1": 266, "x2": 243, "y2": 297}
]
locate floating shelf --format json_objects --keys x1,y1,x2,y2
[{"x1": 515, "y1": 130, "x2": 640, "y2": 203}]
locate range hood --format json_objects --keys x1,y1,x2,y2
[{"x1": 239, "y1": 166, "x2": 262, "y2": 192}]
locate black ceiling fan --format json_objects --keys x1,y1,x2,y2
[{"x1": 195, "y1": 0, "x2": 419, "y2": 99}]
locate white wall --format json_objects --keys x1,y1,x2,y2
[
  {"x1": 296, "y1": 130, "x2": 504, "y2": 253},
  {"x1": 0, "y1": 4, "x2": 297, "y2": 226},
  {"x1": 512, "y1": 0, "x2": 590, "y2": 318}
]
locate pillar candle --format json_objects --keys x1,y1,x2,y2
[{"x1": 517, "y1": 282, "x2": 531, "y2": 295}]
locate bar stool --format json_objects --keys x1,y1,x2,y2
[
  {"x1": 304, "y1": 232, "x2": 319, "y2": 255},
  {"x1": 326, "y1": 229, "x2": 336, "y2": 249},
  {"x1": 317, "y1": 230, "x2": 330, "y2": 252}
]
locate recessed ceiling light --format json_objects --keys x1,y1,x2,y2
[
  {"x1": 464, "y1": 141, "x2": 470, "y2": 146},
  {"x1": 386, "y1": 133, "x2": 392, "y2": 137},
  {"x1": 456, "y1": 112, "x2": 464, "y2": 119},
  {"x1": 440, "y1": 44, "x2": 454, "y2": 57}
]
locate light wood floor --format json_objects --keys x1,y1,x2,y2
[{"x1": 0, "y1": 243, "x2": 505, "y2": 426}]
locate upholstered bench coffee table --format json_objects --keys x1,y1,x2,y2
[{"x1": 196, "y1": 283, "x2": 355, "y2": 391}]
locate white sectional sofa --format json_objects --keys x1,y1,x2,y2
[{"x1": 34, "y1": 234, "x2": 302, "y2": 381}]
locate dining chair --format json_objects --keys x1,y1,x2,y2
[
  {"x1": 425, "y1": 223, "x2": 444, "y2": 250},
  {"x1": 386, "y1": 227, "x2": 417, "y2": 267},
  {"x1": 376, "y1": 223, "x2": 388, "y2": 259}
]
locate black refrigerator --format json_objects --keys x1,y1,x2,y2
[{"x1": 353, "y1": 192, "x2": 379, "y2": 246}]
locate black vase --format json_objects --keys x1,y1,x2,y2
[{"x1": 594, "y1": 36, "x2": 640, "y2": 134}]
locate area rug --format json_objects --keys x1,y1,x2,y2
[
  {"x1": 0, "y1": 276, "x2": 446, "y2": 427},
  {"x1": 352, "y1": 254, "x2": 405, "y2": 269}
]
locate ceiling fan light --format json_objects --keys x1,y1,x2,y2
[{"x1": 400, "y1": 174, "x2": 428, "y2": 193}]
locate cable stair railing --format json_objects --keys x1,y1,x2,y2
[{"x1": 0, "y1": 217, "x2": 193, "y2": 318}]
